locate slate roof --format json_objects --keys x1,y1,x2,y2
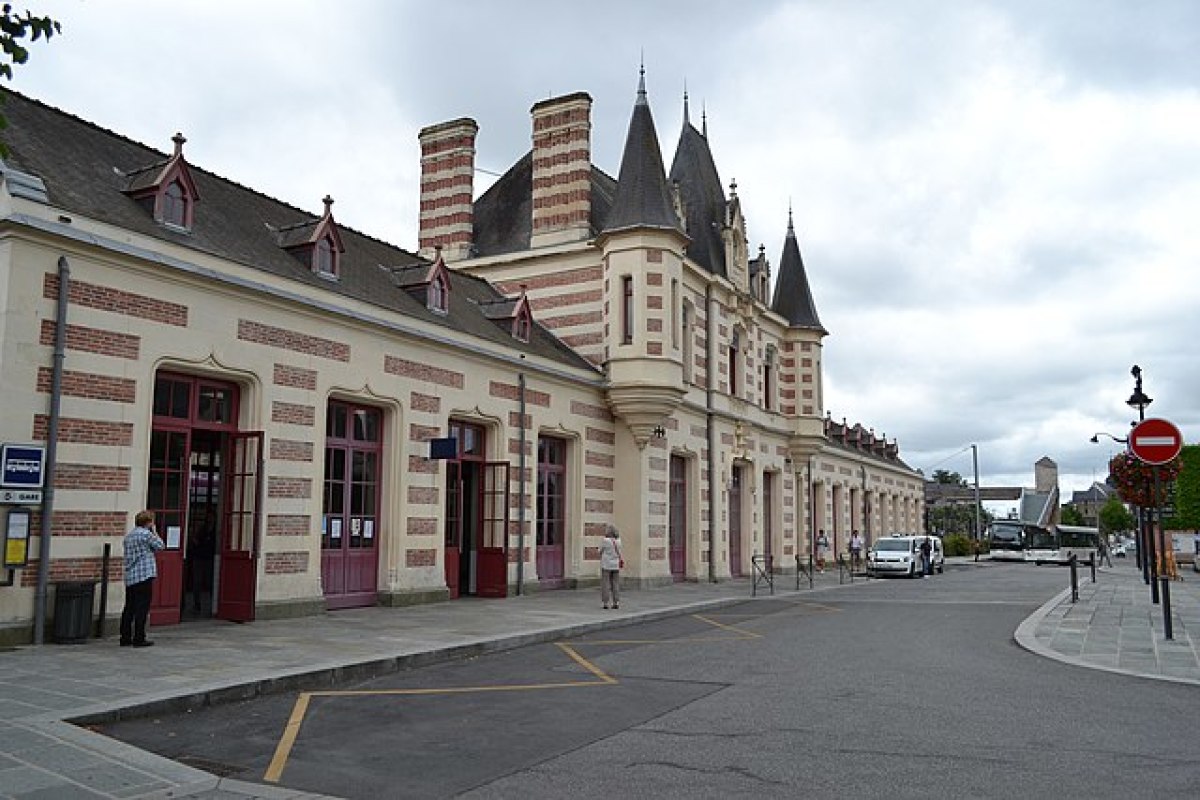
[
  {"x1": 771, "y1": 211, "x2": 826, "y2": 333},
  {"x1": 471, "y1": 151, "x2": 617, "y2": 257},
  {"x1": 668, "y1": 111, "x2": 727, "y2": 276},
  {"x1": 601, "y1": 72, "x2": 683, "y2": 236},
  {"x1": 0, "y1": 89, "x2": 596, "y2": 373}
]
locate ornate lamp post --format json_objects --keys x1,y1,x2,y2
[{"x1": 1125, "y1": 365, "x2": 1158, "y2": 601}]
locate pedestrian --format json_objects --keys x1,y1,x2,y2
[
  {"x1": 919, "y1": 537, "x2": 932, "y2": 576},
  {"x1": 599, "y1": 524, "x2": 623, "y2": 609},
  {"x1": 816, "y1": 530, "x2": 830, "y2": 573},
  {"x1": 120, "y1": 510, "x2": 164, "y2": 648},
  {"x1": 849, "y1": 530, "x2": 863, "y2": 570},
  {"x1": 1097, "y1": 536, "x2": 1112, "y2": 568}
]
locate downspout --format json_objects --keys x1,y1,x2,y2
[
  {"x1": 516, "y1": 371, "x2": 527, "y2": 595},
  {"x1": 33, "y1": 255, "x2": 69, "y2": 645},
  {"x1": 705, "y1": 282, "x2": 717, "y2": 582}
]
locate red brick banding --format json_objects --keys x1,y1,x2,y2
[
  {"x1": 40, "y1": 320, "x2": 140, "y2": 359},
  {"x1": 239, "y1": 320, "x2": 349, "y2": 362},
  {"x1": 53, "y1": 463, "x2": 130, "y2": 491},
  {"x1": 38, "y1": 368, "x2": 136, "y2": 403},
  {"x1": 266, "y1": 515, "x2": 310, "y2": 536},
  {"x1": 265, "y1": 552, "x2": 309, "y2": 574},
  {"x1": 268, "y1": 476, "x2": 312, "y2": 499},
  {"x1": 270, "y1": 438, "x2": 314, "y2": 462},
  {"x1": 32, "y1": 415, "x2": 133, "y2": 446},
  {"x1": 273, "y1": 363, "x2": 318, "y2": 390},
  {"x1": 44, "y1": 274, "x2": 188, "y2": 326},
  {"x1": 384, "y1": 356, "x2": 464, "y2": 388},
  {"x1": 405, "y1": 548, "x2": 438, "y2": 567},
  {"x1": 271, "y1": 401, "x2": 315, "y2": 426}
]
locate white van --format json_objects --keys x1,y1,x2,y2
[{"x1": 866, "y1": 535, "x2": 944, "y2": 578}]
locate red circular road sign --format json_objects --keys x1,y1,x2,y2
[{"x1": 1129, "y1": 418, "x2": 1183, "y2": 465}]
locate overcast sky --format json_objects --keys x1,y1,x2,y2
[{"x1": 14, "y1": 0, "x2": 1200, "y2": 509}]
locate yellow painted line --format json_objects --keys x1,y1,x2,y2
[
  {"x1": 693, "y1": 614, "x2": 762, "y2": 638},
  {"x1": 263, "y1": 691, "x2": 311, "y2": 783},
  {"x1": 556, "y1": 642, "x2": 618, "y2": 684}
]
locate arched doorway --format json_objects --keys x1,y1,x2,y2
[
  {"x1": 443, "y1": 420, "x2": 510, "y2": 598},
  {"x1": 321, "y1": 401, "x2": 382, "y2": 610},
  {"x1": 146, "y1": 372, "x2": 261, "y2": 625}
]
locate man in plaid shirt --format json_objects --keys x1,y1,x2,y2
[{"x1": 120, "y1": 510, "x2": 164, "y2": 647}]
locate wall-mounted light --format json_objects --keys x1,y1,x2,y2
[{"x1": 652, "y1": 425, "x2": 666, "y2": 438}]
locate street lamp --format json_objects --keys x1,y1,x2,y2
[
  {"x1": 1090, "y1": 432, "x2": 1127, "y2": 445},
  {"x1": 1126, "y1": 364, "x2": 1152, "y2": 422}
]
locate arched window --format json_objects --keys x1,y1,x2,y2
[
  {"x1": 514, "y1": 308, "x2": 532, "y2": 343},
  {"x1": 161, "y1": 180, "x2": 188, "y2": 228},
  {"x1": 621, "y1": 276, "x2": 634, "y2": 345},
  {"x1": 315, "y1": 237, "x2": 335, "y2": 277},
  {"x1": 429, "y1": 274, "x2": 448, "y2": 313}
]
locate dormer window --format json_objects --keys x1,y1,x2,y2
[
  {"x1": 315, "y1": 237, "x2": 335, "y2": 277},
  {"x1": 278, "y1": 195, "x2": 345, "y2": 280},
  {"x1": 514, "y1": 306, "x2": 532, "y2": 343},
  {"x1": 429, "y1": 272, "x2": 448, "y2": 313},
  {"x1": 162, "y1": 180, "x2": 188, "y2": 227},
  {"x1": 123, "y1": 132, "x2": 200, "y2": 232}
]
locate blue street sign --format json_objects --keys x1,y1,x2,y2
[{"x1": 1, "y1": 444, "x2": 47, "y2": 489}]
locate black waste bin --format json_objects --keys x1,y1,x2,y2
[{"x1": 53, "y1": 581, "x2": 96, "y2": 643}]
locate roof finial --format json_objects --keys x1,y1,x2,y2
[
  {"x1": 637, "y1": 55, "x2": 646, "y2": 99},
  {"x1": 322, "y1": 194, "x2": 334, "y2": 216},
  {"x1": 701, "y1": 101, "x2": 708, "y2": 138},
  {"x1": 787, "y1": 200, "x2": 795, "y2": 235},
  {"x1": 729, "y1": 178, "x2": 738, "y2": 198},
  {"x1": 683, "y1": 79, "x2": 690, "y2": 126},
  {"x1": 171, "y1": 132, "x2": 186, "y2": 158}
]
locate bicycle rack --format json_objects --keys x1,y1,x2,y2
[
  {"x1": 796, "y1": 554, "x2": 813, "y2": 590},
  {"x1": 751, "y1": 554, "x2": 775, "y2": 596}
]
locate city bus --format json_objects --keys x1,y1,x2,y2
[
  {"x1": 986, "y1": 520, "x2": 1052, "y2": 562},
  {"x1": 1050, "y1": 524, "x2": 1101, "y2": 565}
]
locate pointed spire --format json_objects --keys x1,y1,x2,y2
[
  {"x1": 683, "y1": 83, "x2": 690, "y2": 127},
  {"x1": 771, "y1": 211, "x2": 826, "y2": 333},
  {"x1": 701, "y1": 101, "x2": 708, "y2": 138},
  {"x1": 602, "y1": 66, "x2": 682, "y2": 235}
]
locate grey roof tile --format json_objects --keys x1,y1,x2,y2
[{"x1": 602, "y1": 72, "x2": 682, "y2": 235}]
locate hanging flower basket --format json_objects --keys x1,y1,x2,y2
[{"x1": 1109, "y1": 451, "x2": 1181, "y2": 507}]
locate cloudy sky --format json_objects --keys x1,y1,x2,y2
[{"x1": 14, "y1": 0, "x2": 1199, "y2": 508}]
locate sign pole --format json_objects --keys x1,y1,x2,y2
[{"x1": 1154, "y1": 466, "x2": 1173, "y2": 640}]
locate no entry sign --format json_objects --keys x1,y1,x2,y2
[{"x1": 1129, "y1": 418, "x2": 1183, "y2": 465}]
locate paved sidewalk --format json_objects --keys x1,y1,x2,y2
[
  {"x1": 1015, "y1": 559, "x2": 1200, "y2": 685},
  {"x1": 2, "y1": 558, "x2": 1196, "y2": 799}
]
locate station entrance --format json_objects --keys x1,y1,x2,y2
[
  {"x1": 443, "y1": 420, "x2": 510, "y2": 598},
  {"x1": 145, "y1": 372, "x2": 261, "y2": 625}
]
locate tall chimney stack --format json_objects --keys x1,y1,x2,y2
[
  {"x1": 530, "y1": 92, "x2": 592, "y2": 248},
  {"x1": 418, "y1": 118, "x2": 478, "y2": 262}
]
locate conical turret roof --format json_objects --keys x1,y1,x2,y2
[
  {"x1": 771, "y1": 211, "x2": 826, "y2": 333},
  {"x1": 602, "y1": 69, "x2": 682, "y2": 235},
  {"x1": 668, "y1": 97, "x2": 727, "y2": 277}
]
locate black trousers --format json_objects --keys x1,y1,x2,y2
[{"x1": 120, "y1": 578, "x2": 154, "y2": 644}]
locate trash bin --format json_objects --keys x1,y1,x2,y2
[{"x1": 53, "y1": 581, "x2": 96, "y2": 643}]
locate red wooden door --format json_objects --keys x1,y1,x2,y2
[
  {"x1": 147, "y1": 429, "x2": 187, "y2": 626},
  {"x1": 762, "y1": 471, "x2": 774, "y2": 568},
  {"x1": 535, "y1": 437, "x2": 566, "y2": 584},
  {"x1": 729, "y1": 465, "x2": 743, "y2": 577},
  {"x1": 321, "y1": 404, "x2": 382, "y2": 609},
  {"x1": 444, "y1": 461, "x2": 462, "y2": 599},
  {"x1": 217, "y1": 431, "x2": 262, "y2": 622},
  {"x1": 668, "y1": 455, "x2": 687, "y2": 580},
  {"x1": 475, "y1": 461, "x2": 510, "y2": 598}
]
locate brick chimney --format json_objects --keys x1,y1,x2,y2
[
  {"x1": 418, "y1": 118, "x2": 478, "y2": 262},
  {"x1": 530, "y1": 92, "x2": 592, "y2": 248}
]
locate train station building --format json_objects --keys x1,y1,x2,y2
[{"x1": 0, "y1": 75, "x2": 924, "y2": 643}]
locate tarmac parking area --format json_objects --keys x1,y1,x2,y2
[{"x1": 95, "y1": 598, "x2": 838, "y2": 799}]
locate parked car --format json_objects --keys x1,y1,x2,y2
[{"x1": 867, "y1": 535, "x2": 944, "y2": 578}]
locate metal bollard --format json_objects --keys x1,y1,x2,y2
[
  {"x1": 1089, "y1": 554, "x2": 1096, "y2": 583},
  {"x1": 1069, "y1": 554, "x2": 1079, "y2": 603}
]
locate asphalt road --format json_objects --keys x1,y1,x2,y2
[{"x1": 98, "y1": 563, "x2": 1200, "y2": 799}]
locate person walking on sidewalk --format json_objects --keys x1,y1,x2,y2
[
  {"x1": 599, "y1": 524, "x2": 623, "y2": 609},
  {"x1": 816, "y1": 530, "x2": 830, "y2": 573},
  {"x1": 849, "y1": 531, "x2": 864, "y2": 571},
  {"x1": 1097, "y1": 536, "x2": 1113, "y2": 568},
  {"x1": 120, "y1": 510, "x2": 164, "y2": 648}
]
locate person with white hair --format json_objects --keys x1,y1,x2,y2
[{"x1": 599, "y1": 524, "x2": 623, "y2": 609}]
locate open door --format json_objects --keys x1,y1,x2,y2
[
  {"x1": 217, "y1": 431, "x2": 263, "y2": 622},
  {"x1": 475, "y1": 461, "x2": 510, "y2": 598}
]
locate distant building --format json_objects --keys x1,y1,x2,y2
[
  {"x1": 1068, "y1": 482, "x2": 1115, "y2": 527},
  {"x1": 0, "y1": 76, "x2": 923, "y2": 643}
]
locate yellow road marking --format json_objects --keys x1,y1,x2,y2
[
  {"x1": 264, "y1": 691, "x2": 310, "y2": 783},
  {"x1": 692, "y1": 614, "x2": 762, "y2": 638},
  {"x1": 556, "y1": 642, "x2": 618, "y2": 683}
]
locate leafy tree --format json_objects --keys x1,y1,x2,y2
[
  {"x1": 1, "y1": 5, "x2": 60, "y2": 154},
  {"x1": 1163, "y1": 444, "x2": 1199, "y2": 530},
  {"x1": 1098, "y1": 495, "x2": 1134, "y2": 537},
  {"x1": 1059, "y1": 505, "x2": 1085, "y2": 526},
  {"x1": 932, "y1": 469, "x2": 967, "y2": 486}
]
